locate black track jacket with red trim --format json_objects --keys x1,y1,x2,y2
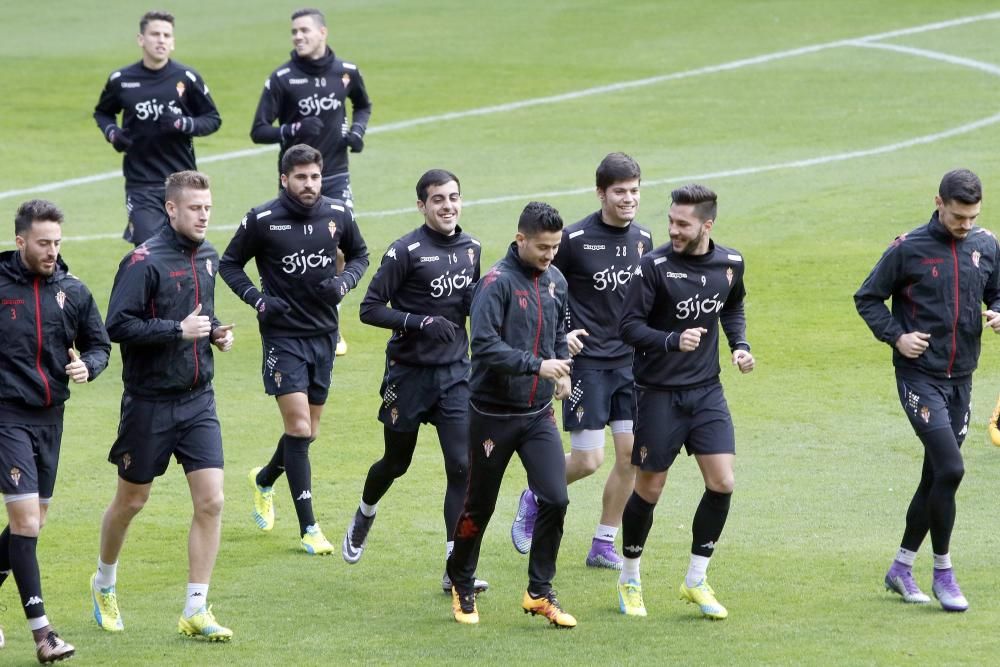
[
  {"x1": 856, "y1": 211, "x2": 1000, "y2": 380},
  {"x1": 0, "y1": 252, "x2": 110, "y2": 409}
]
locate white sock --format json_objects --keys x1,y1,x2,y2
[
  {"x1": 620, "y1": 557, "x2": 640, "y2": 584},
  {"x1": 933, "y1": 552, "x2": 952, "y2": 570},
  {"x1": 184, "y1": 583, "x2": 209, "y2": 617},
  {"x1": 895, "y1": 547, "x2": 917, "y2": 567},
  {"x1": 594, "y1": 524, "x2": 618, "y2": 542},
  {"x1": 95, "y1": 558, "x2": 117, "y2": 589},
  {"x1": 446, "y1": 540, "x2": 454, "y2": 560},
  {"x1": 359, "y1": 501, "x2": 377, "y2": 518},
  {"x1": 28, "y1": 614, "x2": 49, "y2": 632},
  {"x1": 685, "y1": 554, "x2": 711, "y2": 587}
]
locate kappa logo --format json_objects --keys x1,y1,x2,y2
[
  {"x1": 25, "y1": 596, "x2": 43, "y2": 607},
  {"x1": 548, "y1": 282, "x2": 556, "y2": 298},
  {"x1": 582, "y1": 243, "x2": 606, "y2": 251},
  {"x1": 386, "y1": 247, "x2": 397, "y2": 260},
  {"x1": 55, "y1": 289, "x2": 67, "y2": 309},
  {"x1": 700, "y1": 540, "x2": 717, "y2": 550},
  {"x1": 664, "y1": 271, "x2": 687, "y2": 279},
  {"x1": 205, "y1": 258, "x2": 214, "y2": 277},
  {"x1": 274, "y1": 371, "x2": 283, "y2": 388},
  {"x1": 575, "y1": 406, "x2": 584, "y2": 422},
  {"x1": 129, "y1": 246, "x2": 150, "y2": 266},
  {"x1": 420, "y1": 256, "x2": 440, "y2": 263},
  {"x1": 122, "y1": 453, "x2": 132, "y2": 470},
  {"x1": 10, "y1": 467, "x2": 21, "y2": 487},
  {"x1": 269, "y1": 224, "x2": 292, "y2": 231},
  {"x1": 296, "y1": 490, "x2": 312, "y2": 500},
  {"x1": 972, "y1": 250, "x2": 981, "y2": 268},
  {"x1": 623, "y1": 545, "x2": 643, "y2": 556},
  {"x1": 288, "y1": 77, "x2": 308, "y2": 85},
  {"x1": 390, "y1": 406, "x2": 399, "y2": 425},
  {"x1": 639, "y1": 446, "x2": 648, "y2": 463},
  {"x1": 483, "y1": 439, "x2": 495, "y2": 458},
  {"x1": 920, "y1": 406, "x2": 931, "y2": 423}
]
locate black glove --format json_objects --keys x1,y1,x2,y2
[
  {"x1": 107, "y1": 125, "x2": 133, "y2": 153},
  {"x1": 418, "y1": 315, "x2": 458, "y2": 344},
  {"x1": 158, "y1": 115, "x2": 195, "y2": 134},
  {"x1": 254, "y1": 295, "x2": 291, "y2": 324},
  {"x1": 345, "y1": 122, "x2": 365, "y2": 153},
  {"x1": 283, "y1": 116, "x2": 324, "y2": 143},
  {"x1": 313, "y1": 275, "x2": 350, "y2": 305}
]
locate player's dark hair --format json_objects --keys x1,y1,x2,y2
[
  {"x1": 518, "y1": 202, "x2": 563, "y2": 236},
  {"x1": 281, "y1": 144, "x2": 324, "y2": 175},
  {"x1": 939, "y1": 169, "x2": 982, "y2": 205},
  {"x1": 416, "y1": 169, "x2": 461, "y2": 202},
  {"x1": 15, "y1": 200, "x2": 63, "y2": 236},
  {"x1": 140, "y1": 10, "x2": 174, "y2": 33},
  {"x1": 165, "y1": 170, "x2": 210, "y2": 204},
  {"x1": 291, "y1": 8, "x2": 326, "y2": 27},
  {"x1": 671, "y1": 184, "x2": 718, "y2": 222},
  {"x1": 596, "y1": 152, "x2": 641, "y2": 191}
]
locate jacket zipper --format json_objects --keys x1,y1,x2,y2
[
  {"x1": 527, "y1": 274, "x2": 542, "y2": 405},
  {"x1": 190, "y1": 249, "x2": 201, "y2": 388},
  {"x1": 947, "y1": 239, "x2": 959, "y2": 377},
  {"x1": 33, "y1": 277, "x2": 52, "y2": 406}
]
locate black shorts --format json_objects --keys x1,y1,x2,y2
[
  {"x1": 632, "y1": 383, "x2": 735, "y2": 472},
  {"x1": 322, "y1": 172, "x2": 354, "y2": 206},
  {"x1": 262, "y1": 333, "x2": 337, "y2": 405},
  {"x1": 896, "y1": 374, "x2": 971, "y2": 442},
  {"x1": 108, "y1": 387, "x2": 224, "y2": 484},
  {"x1": 378, "y1": 359, "x2": 470, "y2": 431},
  {"x1": 562, "y1": 366, "x2": 634, "y2": 431},
  {"x1": 0, "y1": 421, "x2": 63, "y2": 498},
  {"x1": 125, "y1": 185, "x2": 168, "y2": 245}
]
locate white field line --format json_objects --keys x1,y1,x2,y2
[
  {"x1": 1, "y1": 10, "x2": 998, "y2": 203},
  {"x1": 849, "y1": 40, "x2": 1000, "y2": 76}
]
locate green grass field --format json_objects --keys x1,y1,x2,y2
[{"x1": 3, "y1": 1, "x2": 1000, "y2": 664}]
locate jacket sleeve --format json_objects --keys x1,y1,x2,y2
[
  {"x1": 555, "y1": 279, "x2": 569, "y2": 359},
  {"x1": 74, "y1": 284, "x2": 112, "y2": 381},
  {"x1": 338, "y1": 211, "x2": 370, "y2": 291},
  {"x1": 470, "y1": 274, "x2": 543, "y2": 376},
  {"x1": 359, "y1": 243, "x2": 418, "y2": 330},
  {"x1": 720, "y1": 264, "x2": 750, "y2": 352},
  {"x1": 219, "y1": 211, "x2": 264, "y2": 306},
  {"x1": 250, "y1": 76, "x2": 283, "y2": 144},
  {"x1": 185, "y1": 72, "x2": 222, "y2": 137},
  {"x1": 105, "y1": 257, "x2": 182, "y2": 345},
  {"x1": 93, "y1": 75, "x2": 122, "y2": 138},
  {"x1": 983, "y1": 234, "x2": 1000, "y2": 312},
  {"x1": 348, "y1": 69, "x2": 372, "y2": 131},
  {"x1": 619, "y1": 258, "x2": 676, "y2": 351},
  {"x1": 854, "y1": 242, "x2": 906, "y2": 345}
]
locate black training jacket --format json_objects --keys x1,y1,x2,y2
[
  {"x1": 251, "y1": 48, "x2": 372, "y2": 180},
  {"x1": 469, "y1": 243, "x2": 569, "y2": 410},
  {"x1": 553, "y1": 211, "x2": 654, "y2": 370},
  {"x1": 220, "y1": 189, "x2": 369, "y2": 337},
  {"x1": 106, "y1": 225, "x2": 222, "y2": 397},
  {"x1": 620, "y1": 239, "x2": 749, "y2": 391},
  {"x1": 0, "y1": 252, "x2": 110, "y2": 409},
  {"x1": 360, "y1": 224, "x2": 481, "y2": 366},
  {"x1": 94, "y1": 59, "x2": 221, "y2": 187},
  {"x1": 855, "y1": 211, "x2": 1000, "y2": 380}
]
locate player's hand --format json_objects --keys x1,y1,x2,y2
[
  {"x1": 732, "y1": 349, "x2": 755, "y2": 374},
  {"x1": 554, "y1": 375, "x2": 571, "y2": 400},
  {"x1": 211, "y1": 323, "x2": 235, "y2": 352},
  {"x1": 313, "y1": 276, "x2": 350, "y2": 305},
  {"x1": 418, "y1": 316, "x2": 458, "y2": 343},
  {"x1": 108, "y1": 125, "x2": 133, "y2": 153},
  {"x1": 983, "y1": 310, "x2": 1000, "y2": 333},
  {"x1": 345, "y1": 123, "x2": 365, "y2": 153},
  {"x1": 678, "y1": 327, "x2": 708, "y2": 352},
  {"x1": 566, "y1": 329, "x2": 589, "y2": 356},
  {"x1": 539, "y1": 358, "x2": 572, "y2": 380},
  {"x1": 895, "y1": 331, "x2": 930, "y2": 359},
  {"x1": 254, "y1": 295, "x2": 291, "y2": 324},
  {"x1": 158, "y1": 115, "x2": 195, "y2": 134},
  {"x1": 65, "y1": 348, "x2": 89, "y2": 384},
  {"x1": 180, "y1": 303, "x2": 212, "y2": 340},
  {"x1": 285, "y1": 116, "x2": 323, "y2": 144}
]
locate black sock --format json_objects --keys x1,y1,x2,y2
[
  {"x1": 9, "y1": 533, "x2": 45, "y2": 621},
  {"x1": 622, "y1": 491, "x2": 656, "y2": 559},
  {"x1": 691, "y1": 488, "x2": 732, "y2": 557},
  {"x1": 0, "y1": 525, "x2": 9, "y2": 588},
  {"x1": 437, "y1": 422, "x2": 469, "y2": 535},
  {"x1": 282, "y1": 434, "x2": 316, "y2": 534},
  {"x1": 361, "y1": 427, "x2": 418, "y2": 506},
  {"x1": 257, "y1": 436, "x2": 287, "y2": 487}
]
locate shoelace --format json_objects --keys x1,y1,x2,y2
[
  {"x1": 42, "y1": 631, "x2": 61, "y2": 649},
  {"x1": 458, "y1": 593, "x2": 476, "y2": 613},
  {"x1": 898, "y1": 570, "x2": 922, "y2": 594},
  {"x1": 101, "y1": 591, "x2": 121, "y2": 615},
  {"x1": 937, "y1": 573, "x2": 962, "y2": 596}
]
